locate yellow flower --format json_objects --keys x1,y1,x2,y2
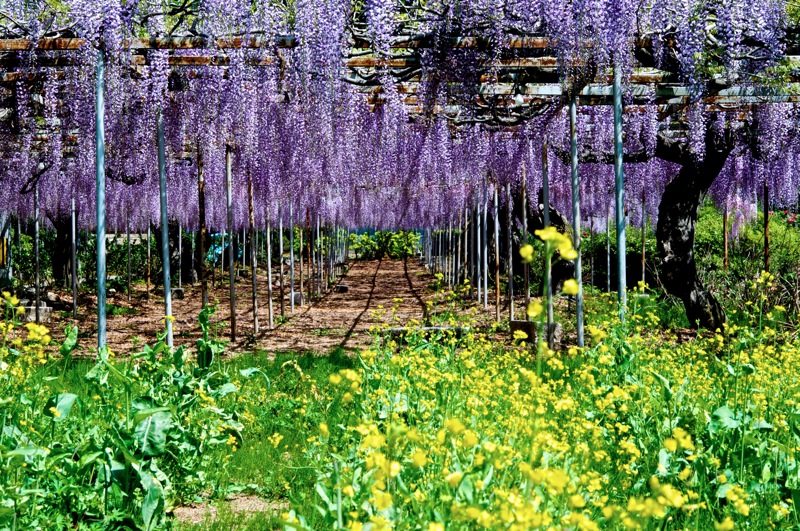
[
  {"x1": 519, "y1": 244, "x2": 534, "y2": 263},
  {"x1": 319, "y1": 423, "x2": 330, "y2": 438},
  {"x1": 446, "y1": 471, "x2": 463, "y2": 488},
  {"x1": 343, "y1": 485, "x2": 355, "y2": 498},
  {"x1": 527, "y1": 301, "x2": 543, "y2": 318},
  {"x1": 444, "y1": 418, "x2": 466, "y2": 435},
  {"x1": 562, "y1": 279, "x2": 579, "y2": 296},
  {"x1": 411, "y1": 450, "x2": 428, "y2": 468},
  {"x1": 428, "y1": 524, "x2": 444, "y2": 531},
  {"x1": 513, "y1": 330, "x2": 528, "y2": 341},
  {"x1": 373, "y1": 490, "x2": 392, "y2": 511},
  {"x1": 569, "y1": 494, "x2": 586, "y2": 508},
  {"x1": 329, "y1": 374, "x2": 342, "y2": 385},
  {"x1": 714, "y1": 517, "x2": 734, "y2": 531},
  {"x1": 463, "y1": 430, "x2": 479, "y2": 447}
]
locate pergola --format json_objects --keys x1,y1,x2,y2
[{"x1": 1, "y1": 24, "x2": 797, "y2": 349}]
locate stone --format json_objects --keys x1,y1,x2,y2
[
  {"x1": 171, "y1": 288, "x2": 185, "y2": 300},
  {"x1": 22, "y1": 305, "x2": 52, "y2": 323},
  {"x1": 334, "y1": 284, "x2": 349, "y2": 293},
  {"x1": 46, "y1": 291, "x2": 58, "y2": 302},
  {"x1": 292, "y1": 293, "x2": 303, "y2": 306}
]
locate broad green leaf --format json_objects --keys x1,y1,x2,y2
[
  {"x1": 239, "y1": 367, "x2": 270, "y2": 387},
  {"x1": 59, "y1": 324, "x2": 78, "y2": 357},
  {"x1": 133, "y1": 407, "x2": 172, "y2": 425},
  {"x1": 213, "y1": 383, "x2": 238, "y2": 398},
  {"x1": 137, "y1": 466, "x2": 165, "y2": 531},
  {"x1": 711, "y1": 405, "x2": 740, "y2": 430},
  {"x1": 44, "y1": 393, "x2": 78, "y2": 422},
  {"x1": 133, "y1": 411, "x2": 173, "y2": 457}
]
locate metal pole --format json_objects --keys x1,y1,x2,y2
[
  {"x1": 476, "y1": 205, "x2": 482, "y2": 303},
  {"x1": 506, "y1": 183, "x2": 514, "y2": 321},
  {"x1": 542, "y1": 141, "x2": 553, "y2": 344},
  {"x1": 494, "y1": 185, "x2": 500, "y2": 322},
  {"x1": 613, "y1": 63, "x2": 627, "y2": 321},
  {"x1": 290, "y1": 203, "x2": 295, "y2": 313},
  {"x1": 522, "y1": 170, "x2": 530, "y2": 320},
  {"x1": 197, "y1": 146, "x2": 208, "y2": 308},
  {"x1": 279, "y1": 209, "x2": 285, "y2": 318},
  {"x1": 126, "y1": 213, "x2": 131, "y2": 302},
  {"x1": 95, "y1": 47, "x2": 107, "y2": 349},
  {"x1": 225, "y1": 145, "x2": 236, "y2": 342},
  {"x1": 266, "y1": 220, "x2": 274, "y2": 328},
  {"x1": 178, "y1": 223, "x2": 182, "y2": 290},
  {"x1": 248, "y1": 172, "x2": 258, "y2": 335},
  {"x1": 606, "y1": 204, "x2": 611, "y2": 293},
  {"x1": 483, "y1": 193, "x2": 489, "y2": 310},
  {"x1": 570, "y1": 98, "x2": 584, "y2": 347},
  {"x1": 641, "y1": 190, "x2": 646, "y2": 285},
  {"x1": 34, "y1": 183, "x2": 40, "y2": 324},
  {"x1": 157, "y1": 109, "x2": 173, "y2": 348},
  {"x1": 147, "y1": 224, "x2": 151, "y2": 300},
  {"x1": 764, "y1": 180, "x2": 770, "y2": 273},
  {"x1": 71, "y1": 196, "x2": 78, "y2": 318},
  {"x1": 723, "y1": 205, "x2": 729, "y2": 271}
]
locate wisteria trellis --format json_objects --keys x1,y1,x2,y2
[{"x1": 0, "y1": 0, "x2": 799, "y2": 345}]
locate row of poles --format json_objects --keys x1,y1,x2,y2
[
  {"x1": 94, "y1": 49, "x2": 350, "y2": 350},
  {"x1": 420, "y1": 70, "x2": 628, "y2": 348}
]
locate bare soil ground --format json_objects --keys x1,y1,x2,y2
[{"x1": 47, "y1": 259, "x2": 439, "y2": 356}]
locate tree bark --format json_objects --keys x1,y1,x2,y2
[{"x1": 656, "y1": 152, "x2": 729, "y2": 331}]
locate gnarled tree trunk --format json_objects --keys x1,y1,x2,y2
[{"x1": 656, "y1": 145, "x2": 730, "y2": 330}]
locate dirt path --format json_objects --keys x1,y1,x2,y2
[
  {"x1": 261, "y1": 259, "x2": 431, "y2": 353},
  {"x1": 48, "y1": 259, "x2": 436, "y2": 356}
]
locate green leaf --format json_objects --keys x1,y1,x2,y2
[
  {"x1": 239, "y1": 367, "x2": 270, "y2": 387},
  {"x1": 137, "y1": 466, "x2": 165, "y2": 531},
  {"x1": 711, "y1": 405, "x2": 740, "y2": 430},
  {"x1": 59, "y1": 324, "x2": 78, "y2": 358},
  {"x1": 133, "y1": 407, "x2": 172, "y2": 425},
  {"x1": 133, "y1": 411, "x2": 173, "y2": 457},
  {"x1": 44, "y1": 393, "x2": 78, "y2": 422},
  {"x1": 213, "y1": 383, "x2": 238, "y2": 399}
]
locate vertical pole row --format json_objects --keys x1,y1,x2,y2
[
  {"x1": 95, "y1": 47, "x2": 107, "y2": 349},
  {"x1": 613, "y1": 63, "x2": 627, "y2": 322},
  {"x1": 158, "y1": 109, "x2": 173, "y2": 348},
  {"x1": 225, "y1": 145, "x2": 236, "y2": 342},
  {"x1": 606, "y1": 204, "x2": 611, "y2": 293},
  {"x1": 476, "y1": 203, "x2": 482, "y2": 303}
]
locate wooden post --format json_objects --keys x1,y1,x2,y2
[{"x1": 299, "y1": 220, "x2": 305, "y2": 303}]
